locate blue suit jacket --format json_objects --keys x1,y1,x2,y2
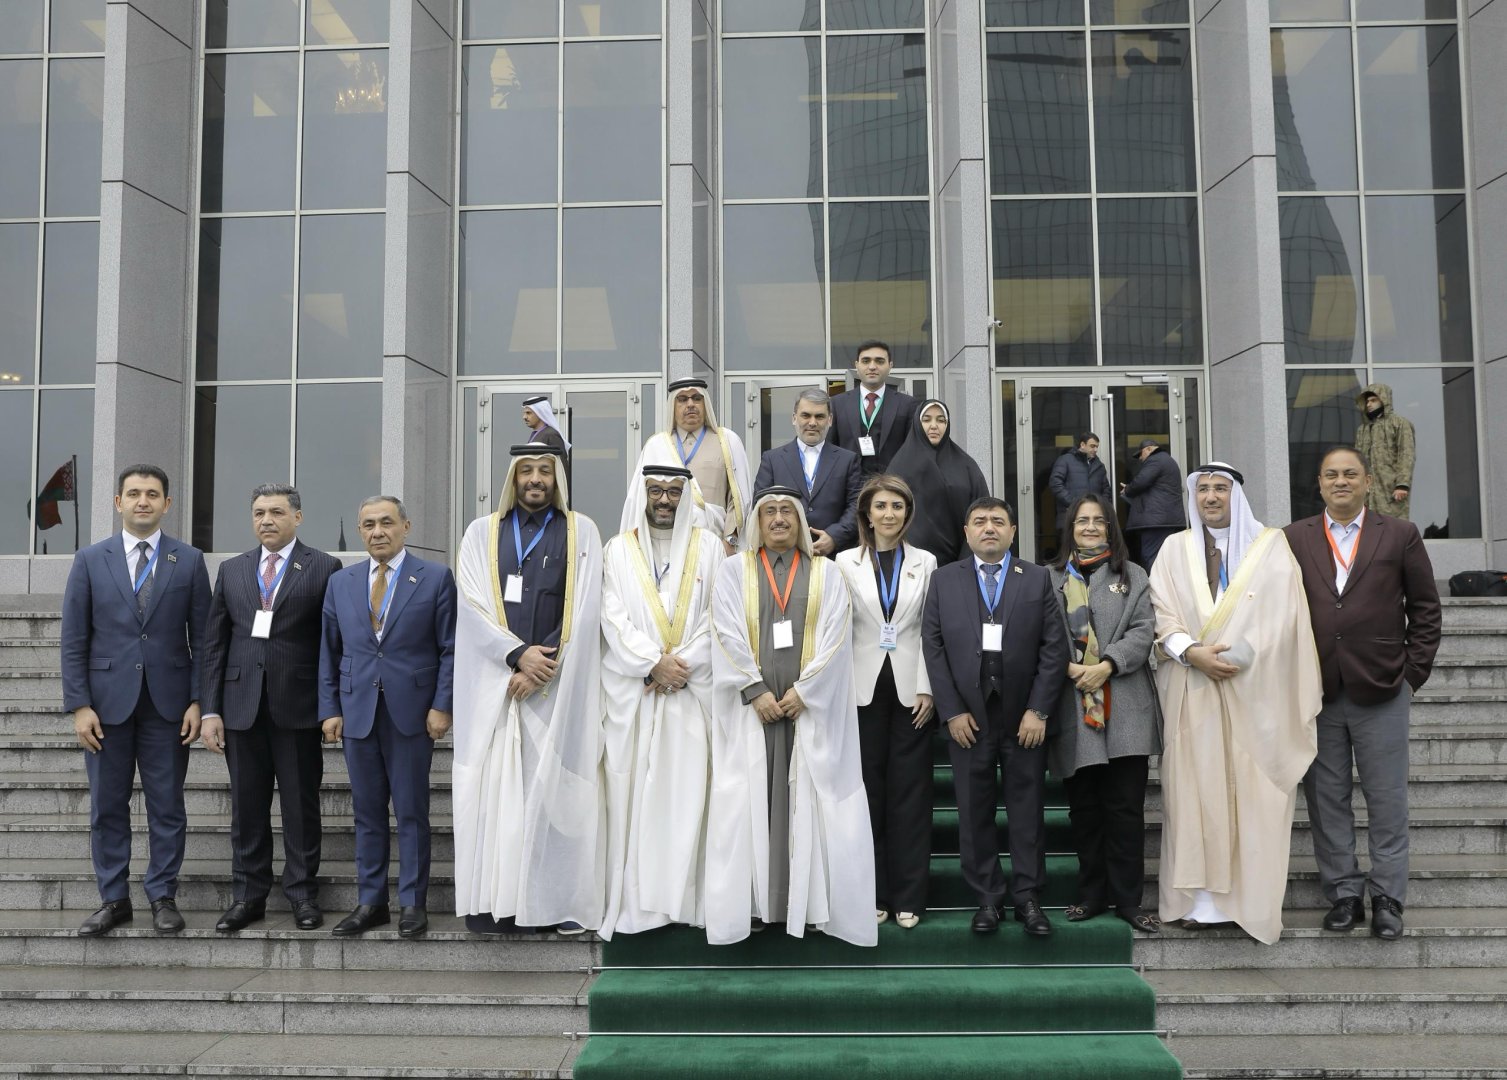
[
  {"x1": 61, "y1": 533, "x2": 212, "y2": 726},
  {"x1": 753, "y1": 439, "x2": 863, "y2": 552},
  {"x1": 318, "y1": 552, "x2": 457, "y2": 739}
]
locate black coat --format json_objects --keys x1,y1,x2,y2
[
  {"x1": 1121, "y1": 449, "x2": 1185, "y2": 530},
  {"x1": 826, "y1": 386, "x2": 918, "y2": 475},
  {"x1": 754, "y1": 439, "x2": 863, "y2": 552},
  {"x1": 1047, "y1": 450, "x2": 1114, "y2": 527}
]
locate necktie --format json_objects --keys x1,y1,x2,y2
[
  {"x1": 983, "y1": 562, "x2": 1001, "y2": 610},
  {"x1": 1204, "y1": 529, "x2": 1223, "y2": 600},
  {"x1": 864, "y1": 391, "x2": 879, "y2": 427},
  {"x1": 134, "y1": 541, "x2": 154, "y2": 617},
  {"x1": 261, "y1": 553, "x2": 280, "y2": 611},
  {"x1": 370, "y1": 562, "x2": 389, "y2": 633}
]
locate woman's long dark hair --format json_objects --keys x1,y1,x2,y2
[{"x1": 1050, "y1": 493, "x2": 1128, "y2": 575}]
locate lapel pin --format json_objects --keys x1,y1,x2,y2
[
  {"x1": 293, "y1": 562, "x2": 303, "y2": 571},
  {"x1": 409, "y1": 575, "x2": 418, "y2": 584},
  {"x1": 1013, "y1": 564, "x2": 1023, "y2": 574},
  {"x1": 166, "y1": 552, "x2": 178, "y2": 563},
  {"x1": 1110, "y1": 582, "x2": 1128, "y2": 594}
]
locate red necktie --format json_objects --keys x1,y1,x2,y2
[{"x1": 261, "y1": 553, "x2": 280, "y2": 610}]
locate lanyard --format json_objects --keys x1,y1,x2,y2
[
  {"x1": 257, "y1": 551, "x2": 292, "y2": 609},
  {"x1": 1218, "y1": 556, "x2": 1229, "y2": 592},
  {"x1": 512, "y1": 508, "x2": 555, "y2": 570},
  {"x1": 760, "y1": 549, "x2": 801, "y2": 615},
  {"x1": 876, "y1": 546, "x2": 903, "y2": 617},
  {"x1": 861, "y1": 393, "x2": 881, "y2": 432},
  {"x1": 132, "y1": 545, "x2": 158, "y2": 594},
  {"x1": 801, "y1": 446, "x2": 818, "y2": 491},
  {"x1": 977, "y1": 553, "x2": 1011, "y2": 618},
  {"x1": 1324, "y1": 515, "x2": 1363, "y2": 574},
  {"x1": 370, "y1": 564, "x2": 398, "y2": 626},
  {"x1": 677, "y1": 427, "x2": 707, "y2": 466}
]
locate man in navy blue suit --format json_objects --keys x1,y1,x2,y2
[
  {"x1": 319, "y1": 496, "x2": 455, "y2": 939},
  {"x1": 62, "y1": 464, "x2": 212, "y2": 936},
  {"x1": 754, "y1": 388, "x2": 862, "y2": 556}
]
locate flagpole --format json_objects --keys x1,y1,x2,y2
[{"x1": 71, "y1": 454, "x2": 78, "y2": 553}]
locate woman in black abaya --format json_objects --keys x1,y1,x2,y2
[{"x1": 886, "y1": 399, "x2": 991, "y2": 565}]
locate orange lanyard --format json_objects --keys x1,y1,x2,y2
[
  {"x1": 1324, "y1": 514, "x2": 1363, "y2": 573},
  {"x1": 760, "y1": 549, "x2": 801, "y2": 615}
]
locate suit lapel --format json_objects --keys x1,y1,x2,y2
[
  {"x1": 142, "y1": 537, "x2": 180, "y2": 624},
  {"x1": 1341, "y1": 512, "x2": 1383, "y2": 594},
  {"x1": 107, "y1": 539, "x2": 137, "y2": 613},
  {"x1": 894, "y1": 545, "x2": 925, "y2": 623},
  {"x1": 381, "y1": 555, "x2": 422, "y2": 637},
  {"x1": 993, "y1": 557, "x2": 1024, "y2": 643},
  {"x1": 272, "y1": 544, "x2": 311, "y2": 612},
  {"x1": 1298, "y1": 521, "x2": 1340, "y2": 599},
  {"x1": 809, "y1": 444, "x2": 837, "y2": 500},
  {"x1": 783, "y1": 441, "x2": 807, "y2": 493}
]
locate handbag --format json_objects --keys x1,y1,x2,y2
[{"x1": 1448, "y1": 571, "x2": 1507, "y2": 598}]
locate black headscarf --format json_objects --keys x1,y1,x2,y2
[{"x1": 887, "y1": 398, "x2": 991, "y2": 564}]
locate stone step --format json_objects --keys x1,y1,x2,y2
[
  {"x1": 1148, "y1": 966, "x2": 1507, "y2": 1036},
  {"x1": 0, "y1": 963, "x2": 590, "y2": 1038},
  {"x1": 0, "y1": 640, "x2": 61, "y2": 670},
  {"x1": 1171, "y1": 1032, "x2": 1507, "y2": 1078},
  {"x1": 1429, "y1": 658, "x2": 1507, "y2": 691},
  {"x1": 1409, "y1": 690, "x2": 1507, "y2": 727},
  {"x1": 0, "y1": 671, "x2": 61, "y2": 701},
  {"x1": 1439, "y1": 597, "x2": 1507, "y2": 631},
  {"x1": 1438, "y1": 627, "x2": 1507, "y2": 659},
  {"x1": 0, "y1": 611, "x2": 62, "y2": 642}
]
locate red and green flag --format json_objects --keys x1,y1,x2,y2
[{"x1": 36, "y1": 459, "x2": 76, "y2": 530}]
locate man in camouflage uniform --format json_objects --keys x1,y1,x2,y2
[{"x1": 1354, "y1": 384, "x2": 1415, "y2": 521}]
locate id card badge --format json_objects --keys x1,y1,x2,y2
[
  {"x1": 504, "y1": 574, "x2": 524, "y2": 604},
  {"x1": 878, "y1": 622, "x2": 899, "y2": 651},
  {"x1": 982, "y1": 622, "x2": 1003, "y2": 652},
  {"x1": 772, "y1": 619, "x2": 795, "y2": 650},
  {"x1": 858, "y1": 435, "x2": 877, "y2": 457},
  {"x1": 250, "y1": 609, "x2": 274, "y2": 639}
]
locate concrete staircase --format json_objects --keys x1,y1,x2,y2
[{"x1": 1, "y1": 596, "x2": 1503, "y2": 1077}]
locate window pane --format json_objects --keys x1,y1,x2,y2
[
  {"x1": 1091, "y1": 29, "x2": 1194, "y2": 193},
  {"x1": 1090, "y1": 0, "x2": 1188, "y2": 22},
  {"x1": 0, "y1": 224, "x2": 37, "y2": 385},
  {"x1": 295, "y1": 382, "x2": 381, "y2": 552},
  {"x1": 1269, "y1": 0, "x2": 1348, "y2": 19},
  {"x1": 986, "y1": 0, "x2": 1081, "y2": 26},
  {"x1": 993, "y1": 199, "x2": 1095, "y2": 366},
  {"x1": 45, "y1": 57, "x2": 103, "y2": 216},
  {"x1": 297, "y1": 213, "x2": 383, "y2": 378},
  {"x1": 564, "y1": 0, "x2": 659, "y2": 35},
  {"x1": 1285, "y1": 366, "x2": 1364, "y2": 520},
  {"x1": 301, "y1": 49, "x2": 388, "y2": 210},
  {"x1": 458, "y1": 209, "x2": 556, "y2": 376},
  {"x1": 460, "y1": 44, "x2": 557, "y2": 206},
  {"x1": 38, "y1": 221, "x2": 98, "y2": 384},
  {"x1": 0, "y1": 391, "x2": 30, "y2": 553},
  {"x1": 1357, "y1": 27, "x2": 1463, "y2": 191},
  {"x1": 464, "y1": 0, "x2": 558, "y2": 39},
  {"x1": 722, "y1": 0, "x2": 820, "y2": 32},
  {"x1": 988, "y1": 32, "x2": 1089, "y2": 195},
  {"x1": 1097, "y1": 196, "x2": 1201, "y2": 366},
  {"x1": 34, "y1": 387, "x2": 92, "y2": 554},
  {"x1": 828, "y1": 201, "x2": 930, "y2": 368},
  {"x1": 1358, "y1": 0, "x2": 1455, "y2": 18},
  {"x1": 561, "y1": 206, "x2": 660, "y2": 373},
  {"x1": 201, "y1": 53, "x2": 299, "y2": 213},
  {"x1": 1280, "y1": 196, "x2": 1364, "y2": 366},
  {"x1": 562, "y1": 41, "x2": 659, "y2": 202},
  {"x1": 0, "y1": 2, "x2": 44, "y2": 54},
  {"x1": 723, "y1": 203, "x2": 825, "y2": 370},
  {"x1": 191, "y1": 385, "x2": 291, "y2": 552},
  {"x1": 827, "y1": 0, "x2": 926, "y2": 30},
  {"x1": 0, "y1": 60, "x2": 42, "y2": 216},
  {"x1": 306, "y1": 0, "x2": 389, "y2": 45},
  {"x1": 722, "y1": 37, "x2": 822, "y2": 200},
  {"x1": 827, "y1": 34, "x2": 928, "y2": 198},
  {"x1": 1272, "y1": 29, "x2": 1356, "y2": 192},
  {"x1": 196, "y1": 217, "x2": 295, "y2": 382},
  {"x1": 206, "y1": 0, "x2": 301, "y2": 48},
  {"x1": 1366, "y1": 194, "x2": 1471, "y2": 365},
  {"x1": 49, "y1": 0, "x2": 105, "y2": 52}
]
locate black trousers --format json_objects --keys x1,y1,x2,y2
[
  {"x1": 224, "y1": 691, "x2": 324, "y2": 903},
  {"x1": 1132, "y1": 527, "x2": 1179, "y2": 571},
  {"x1": 857, "y1": 658, "x2": 934, "y2": 913},
  {"x1": 1061, "y1": 755, "x2": 1150, "y2": 912},
  {"x1": 947, "y1": 694, "x2": 1046, "y2": 908}
]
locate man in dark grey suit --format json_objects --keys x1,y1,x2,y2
[
  {"x1": 61, "y1": 464, "x2": 212, "y2": 936},
  {"x1": 754, "y1": 388, "x2": 862, "y2": 556},
  {"x1": 922, "y1": 497, "x2": 1068, "y2": 937},
  {"x1": 826, "y1": 340, "x2": 918, "y2": 476},
  {"x1": 200, "y1": 484, "x2": 343, "y2": 933}
]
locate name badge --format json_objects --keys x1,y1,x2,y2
[
  {"x1": 858, "y1": 435, "x2": 876, "y2": 457},
  {"x1": 772, "y1": 619, "x2": 794, "y2": 650},
  {"x1": 879, "y1": 622, "x2": 898, "y2": 651},
  {"x1": 251, "y1": 609, "x2": 274, "y2": 639},
  {"x1": 982, "y1": 622, "x2": 1003, "y2": 652},
  {"x1": 504, "y1": 574, "x2": 524, "y2": 604}
]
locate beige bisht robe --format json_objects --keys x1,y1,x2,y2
[
  {"x1": 625, "y1": 388, "x2": 752, "y2": 544},
  {"x1": 1149, "y1": 527, "x2": 1322, "y2": 944}
]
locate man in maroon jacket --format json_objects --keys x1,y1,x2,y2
[{"x1": 1284, "y1": 446, "x2": 1441, "y2": 941}]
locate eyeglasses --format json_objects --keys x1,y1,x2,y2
[
  {"x1": 1072, "y1": 517, "x2": 1110, "y2": 527},
  {"x1": 647, "y1": 487, "x2": 685, "y2": 501}
]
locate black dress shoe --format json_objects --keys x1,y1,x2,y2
[
  {"x1": 78, "y1": 899, "x2": 133, "y2": 937},
  {"x1": 1014, "y1": 900, "x2": 1053, "y2": 937},
  {"x1": 215, "y1": 899, "x2": 266, "y2": 933},
  {"x1": 1322, "y1": 896, "x2": 1365, "y2": 932},
  {"x1": 151, "y1": 897, "x2": 185, "y2": 934},
  {"x1": 292, "y1": 900, "x2": 323, "y2": 931},
  {"x1": 970, "y1": 905, "x2": 1000, "y2": 933},
  {"x1": 332, "y1": 904, "x2": 390, "y2": 936},
  {"x1": 398, "y1": 906, "x2": 428, "y2": 938},
  {"x1": 1371, "y1": 895, "x2": 1404, "y2": 940}
]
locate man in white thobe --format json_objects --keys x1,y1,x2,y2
[
  {"x1": 600, "y1": 465, "x2": 726, "y2": 937},
  {"x1": 451, "y1": 444, "x2": 604, "y2": 934},
  {"x1": 706, "y1": 485, "x2": 876, "y2": 947}
]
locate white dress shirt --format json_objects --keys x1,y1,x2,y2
[
  {"x1": 798, "y1": 439, "x2": 823, "y2": 490},
  {"x1": 1324, "y1": 509, "x2": 1365, "y2": 593},
  {"x1": 368, "y1": 549, "x2": 408, "y2": 640},
  {"x1": 258, "y1": 539, "x2": 298, "y2": 606}
]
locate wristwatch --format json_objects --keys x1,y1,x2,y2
[{"x1": 1030, "y1": 709, "x2": 1049, "y2": 722}]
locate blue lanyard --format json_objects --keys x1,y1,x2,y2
[
  {"x1": 977, "y1": 553, "x2": 1011, "y2": 617},
  {"x1": 370, "y1": 563, "x2": 398, "y2": 626},
  {"x1": 802, "y1": 446, "x2": 818, "y2": 491},
  {"x1": 512, "y1": 508, "x2": 555, "y2": 571},
  {"x1": 257, "y1": 551, "x2": 292, "y2": 608},
  {"x1": 1218, "y1": 554, "x2": 1229, "y2": 592},
  {"x1": 132, "y1": 545, "x2": 158, "y2": 594},
  {"x1": 678, "y1": 427, "x2": 707, "y2": 465},
  {"x1": 877, "y1": 546, "x2": 903, "y2": 618}
]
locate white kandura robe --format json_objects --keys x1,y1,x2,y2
[
  {"x1": 628, "y1": 429, "x2": 752, "y2": 543},
  {"x1": 599, "y1": 525, "x2": 726, "y2": 938},
  {"x1": 706, "y1": 552, "x2": 877, "y2": 947},
  {"x1": 451, "y1": 509, "x2": 605, "y2": 929}
]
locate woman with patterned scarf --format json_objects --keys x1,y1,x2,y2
[{"x1": 1047, "y1": 493, "x2": 1162, "y2": 933}]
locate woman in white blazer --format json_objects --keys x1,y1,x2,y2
[{"x1": 836, "y1": 475, "x2": 937, "y2": 929}]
